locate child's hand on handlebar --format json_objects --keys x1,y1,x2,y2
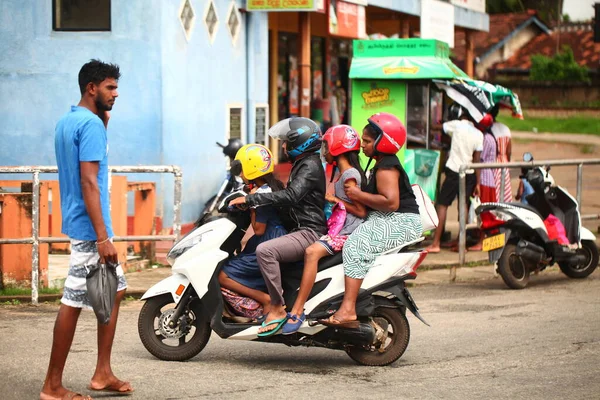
[{"x1": 229, "y1": 196, "x2": 248, "y2": 210}]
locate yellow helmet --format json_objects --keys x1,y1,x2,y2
[{"x1": 234, "y1": 144, "x2": 274, "y2": 180}]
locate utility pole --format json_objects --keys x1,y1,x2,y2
[{"x1": 556, "y1": 0, "x2": 563, "y2": 54}]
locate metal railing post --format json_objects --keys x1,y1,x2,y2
[
  {"x1": 173, "y1": 167, "x2": 183, "y2": 241},
  {"x1": 576, "y1": 164, "x2": 583, "y2": 208},
  {"x1": 31, "y1": 171, "x2": 40, "y2": 305},
  {"x1": 500, "y1": 167, "x2": 506, "y2": 202},
  {"x1": 456, "y1": 168, "x2": 467, "y2": 281}
]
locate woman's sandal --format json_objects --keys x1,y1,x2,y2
[
  {"x1": 282, "y1": 312, "x2": 306, "y2": 335},
  {"x1": 318, "y1": 315, "x2": 360, "y2": 328}
]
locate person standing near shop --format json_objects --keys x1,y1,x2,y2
[
  {"x1": 426, "y1": 104, "x2": 483, "y2": 254},
  {"x1": 41, "y1": 60, "x2": 133, "y2": 400},
  {"x1": 491, "y1": 118, "x2": 513, "y2": 202}
]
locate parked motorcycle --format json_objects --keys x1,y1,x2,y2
[
  {"x1": 138, "y1": 191, "x2": 432, "y2": 366},
  {"x1": 476, "y1": 152, "x2": 598, "y2": 289},
  {"x1": 194, "y1": 139, "x2": 245, "y2": 227}
]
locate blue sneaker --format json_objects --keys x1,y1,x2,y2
[{"x1": 282, "y1": 313, "x2": 306, "y2": 335}]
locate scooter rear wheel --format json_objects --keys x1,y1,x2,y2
[
  {"x1": 345, "y1": 305, "x2": 410, "y2": 366},
  {"x1": 559, "y1": 240, "x2": 599, "y2": 279},
  {"x1": 497, "y1": 243, "x2": 530, "y2": 289},
  {"x1": 138, "y1": 294, "x2": 211, "y2": 361}
]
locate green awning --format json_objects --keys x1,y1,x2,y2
[
  {"x1": 350, "y1": 56, "x2": 469, "y2": 80},
  {"x1": 349, "y1": 39, "x2": 469, "y2": 80}
]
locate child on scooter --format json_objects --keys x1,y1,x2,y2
[
  {"x1": 282, "y1": 125, "x2": 368, "y2": 334},
  {"x1": 218, "y1": 144, "x2": 287, "y2": 318}
]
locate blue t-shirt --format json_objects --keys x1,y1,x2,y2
[{"x1": 55, "y1": 106, "x2": 113, "y2": 240}]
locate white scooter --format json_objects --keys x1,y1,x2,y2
[
  {"x1": 476, "y1": 152, "x2": 598, "y2": 289},
  {"x1": 138, "y1": 189, "x2": 436, "y2": 366}
]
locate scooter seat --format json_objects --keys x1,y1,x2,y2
[
  {"x1": 505, "y1": 202, "x2": 544, "y2": 218},
  {"x1": 317, "y1": 252, "x2": 343, "y2": 272}
]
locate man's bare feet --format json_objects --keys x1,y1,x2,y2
[
  {"x1": 40, "y1": 389, "x2": 92, "y2": 400},
  {"x1": 426, "y1": 245, "x2": 441, "y2": 253},
  {"x1": 88, "y1": 377, "x2": 133, "y2": 394}
]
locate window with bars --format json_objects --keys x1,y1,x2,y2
[
  {"x1": 226, "y1": 2, "x2": 241, "y2": 44},
  {"x1": 179, "y1": 0, "x2": 196, "y2": 41},
  {"x1": 53, "y1": 0, "x2": 111, "y2": 31},
  {"x1": 204, "y1": 1, "x2": 219, "y2": 43}
]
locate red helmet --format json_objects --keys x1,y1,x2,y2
[
  {"x1": 322, "y1": 125, "x2": 361, "y2": 157},
  {"x1": 367, "y1": 112, "x2": 407, "y2": 155}
]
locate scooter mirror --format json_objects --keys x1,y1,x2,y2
[{"x1": 523, "y1": 152, "x2": 533, "y2": 162}]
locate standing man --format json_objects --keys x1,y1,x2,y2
[
  {"x1": 41, "y1": 60, "x2": 133, "y2": 400},
  {"x1": 426, "y1": 103, "x2": 483, "y2": 253}
]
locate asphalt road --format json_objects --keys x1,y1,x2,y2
[{"x1": 2, "y1": 269, "x2": 599, "y2": 400}]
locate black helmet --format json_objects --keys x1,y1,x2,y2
[
  {"x1": 267, "y1": 117, "x2": 322, "y2": 158},
  {"x1": 219, "y1": 138, "x2": 244, "y2": 160},
  {"x1": 448, "y1": 102, "x2": 467, "y2": 121}
]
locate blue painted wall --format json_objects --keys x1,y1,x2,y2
[{"x1": 0, "y1": 0, "x2": 270, "y2": 227}]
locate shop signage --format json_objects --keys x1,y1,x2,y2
[
  {"x1": 246, "y1": 0, "x2": 319, "y2": 12},
  {"x1": 329, "y1": 0, "x2": 366, "y2": 39},
  {"x1": 420, "y1": 0, "x2": 455, "y2": 48},
  {"x1": 450, "y1": 0, "x2": 485, "y2": 14}
]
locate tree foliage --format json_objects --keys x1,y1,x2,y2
[{"x1": 530, "y1": 46, "x2": 590, "y2": 82}]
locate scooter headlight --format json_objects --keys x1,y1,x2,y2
[{"x1": 166, "y1": 230, "x2": 205, "y2": 265}]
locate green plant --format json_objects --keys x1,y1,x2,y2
[
  {"x1": 0, "y1": 287, "x2": 61, "y2": 296},
  {"x1": 580, "y1": 145, "x2": 596, "y2": 154},
  {"x1": 530, "y1": 47, "x2": 590, "y2": 83},
  {"x1": 1, "y1": 299, "x2": 21, "y2": 305}
]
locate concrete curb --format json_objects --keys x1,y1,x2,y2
[{"x1": 0, "y1": 290, "x2": 148, "y2": 304}]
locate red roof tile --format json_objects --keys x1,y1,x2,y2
[
  {"x1": 452, "y1": 10, "x2": 542, "y2": 66},
  {"x1": 494, "y1": 27, "x2": 600, "y2": 71}
]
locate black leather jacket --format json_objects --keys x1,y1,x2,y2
[{"x1": 246, "y1": 153, "x2": 327, "y2": 235}]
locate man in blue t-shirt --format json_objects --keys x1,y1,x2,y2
[{"x1": 41, "y1": 60, "x2": 133, "y2": 400}]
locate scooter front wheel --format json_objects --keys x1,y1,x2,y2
[
  {"x1": 138, "y1": 294, "x2": 211, "y2": 361},
  {"x1": 497, "y1": 243, "x2": 530, "y2": 289},
  {"x1": 559, "y1": 240, "x2": 599, "y2": 279}
]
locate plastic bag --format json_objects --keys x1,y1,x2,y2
[
  {"x1": 86, "y1": 261, "x2": 118, "y2": 325},
  {"x1": 468, "y1": 196, "x2": 481, "y2": 225},
  {"x1": 411, "y1": 184, "x2": 439, "y2": 232},
  {"x1": 544, "y1": 214, "x2": 569, "y2": 245}
]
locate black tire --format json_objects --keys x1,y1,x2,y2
[
  {"x1": 497, "y1": 243, "x2": 530, "y2": 289},
  {"x1": 346, "y1": 306, "x2": 410, "y2": 366},
  {"x1": 138, "y1": 294, "x2": 211, "y2": 361},
  {"x1": 559, "y1": 240, "x2": 599, "y2": 279}
]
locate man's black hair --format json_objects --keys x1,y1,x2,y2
[{"x1": 78, "y1": 59, "x2": 121, "y2": 95}]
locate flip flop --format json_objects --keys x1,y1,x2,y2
[
  {"x1": 318, "y1": 315, "x2": 360, "y2": 329},
  {"x1": 257, "y1": 315, "x2": 289, "y2": 337},
  {"x1": 64, "y1": 393, "x2": 92, "y2": 400},
  {"x1": 282, "y1": 312, "x2": 306, "y2": 335},
  {"x1": 40, "y1": 391, "x2": 92, "y2": 400},
  {"x1": 254, "y1": 314, "x2": 267, "y2": 324},
  {"x1": 88, "y1": 380, "x2": 134, "y2": 396}
]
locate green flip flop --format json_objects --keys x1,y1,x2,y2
[{"x1": 257, "y1": 315, "x2": 289, "y2": 337}]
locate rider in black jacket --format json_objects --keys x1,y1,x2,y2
[{"x1": 229, "y1": 117, "x2": 326, "y2": 336}]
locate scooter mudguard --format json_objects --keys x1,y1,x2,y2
[
  {"x1": 140, "y1": 273, "x2": 190, "y2": 304},
  {"x1": 488, "y1": 229, "x2": 511, "y2": 264},
  {"x1": 581, "y1": 227, "x2": 596, "y2": 242}
]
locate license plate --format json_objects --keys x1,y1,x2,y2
[{"x1": 482, "y1": 233, "x2": 505, "y2": 252}]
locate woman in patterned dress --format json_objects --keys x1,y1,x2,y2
[
  {"x1": 319, "y1": 113, "x2": 422, "y2": 327},
  {"x1": 491, "y1": 121, "x2": 513, "y2": 202}
]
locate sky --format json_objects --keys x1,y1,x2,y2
[{"x1": 563, "y1": 0, "x2": 597, "y2": 21}]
